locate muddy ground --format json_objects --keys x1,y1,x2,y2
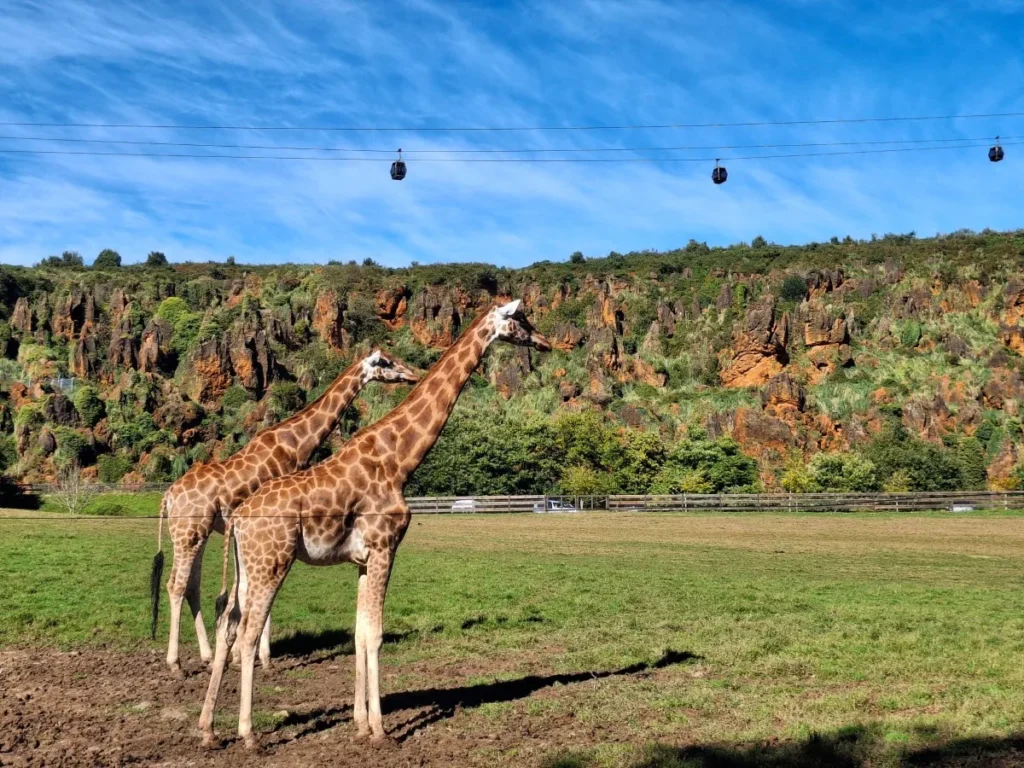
[{"x1": 0, "y1": 645, "x2": 682, "y2": 768}]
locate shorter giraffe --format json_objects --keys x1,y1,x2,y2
[
  {"x1": 152, "y1": 349, "x2": 419, "y2": 675},
  {"x1": 198, "y1": 300, "x2": 551, "y2": 749}
]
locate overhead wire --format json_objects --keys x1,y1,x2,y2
[
  {"x1": 0, "y1": 141, "x2": 1017, "y2": 163},
  {"x1": 0, "y1": 109, "x2": 1022, "y2": 132},
  {"x1": 0, "y1": 133, "x2": 1018, "y2": 154}
]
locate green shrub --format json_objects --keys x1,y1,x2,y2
[
  {"x1": 73, "y1": 385, "x2": 105, "y2": 427},
  {"x1": 0, "y1": 434, "x2": 16, "y2": 472},
  {"x1": 53, "y1": 426, "x2": 91, "y2": 468},
  {"x1": 222, "y1": 385, "x2": 253, "y2": 411},
  {"x1": 807, "y1": 452, "x2": 881, "y2": 492},
  {"x1": 267, "y1": 382, "x2": 306, "y2": 420},
  {"x1": 780, "y1": 274, "x2": 807, "y2": 302},
  {"x1": 900, "y1": 321, "x2": 922, "y2": 348},
  {"x1": 557, "y1": 465, "x2": 615, "y2": 495},
  {"x1": 97, "y1": 454, "x2": 133, "y2": 484}
]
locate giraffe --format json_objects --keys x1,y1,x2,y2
[
  {"x1": 198, "y1": 299, "x2": 550, "y2": 749},
  {"x1": 152, "y1": 349, "x2": 419, "y2": 676}
]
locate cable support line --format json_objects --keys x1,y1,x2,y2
[
  {"x1": 0, "y1": 141, "x2": 1017, "y2": 163},
  {"x1": 0, "y1": 110, "x2": 1022, "y2": 133},
  {"x1": 0, "y1": 133, "x2": 1019, "y2": 154}
]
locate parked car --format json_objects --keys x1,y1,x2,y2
[
  {"x1": 532, "y1": 499, "x2": 577, "y2": 514},
  {"x1": 451, "y1": 498, "x2": 477, "y2": 512},
  {"x1": 950, "y1": 503, "x2": 974, "y2": 513}
]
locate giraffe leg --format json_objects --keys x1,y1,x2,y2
[
  {"x1": 185, "y1": 538, "x2": 213, "y2": 663},
  {"x1": 166, "y1": 540, "x2": 203, "y2": 675},
  {"x1": 363, "y1": 550, "x2": 394, "y2": 743},
  {"x1": 230, "y1": 564, "x2": 249, "y2": 666},
  {"x1": 237, "y1": 568, "x2": 289, "y2": 750},
  {"x1": 199, "y1": 544, "x2": 241, "y2": 748},
  {"x1": 352, "y1": 565, "x2": 370, "y2": 740},
  {"x1": 258, "y1": 612, "x2": 272, "y2": 670}
]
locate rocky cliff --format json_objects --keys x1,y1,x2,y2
[{"x1": 2, "y1": 229, "x2": 1024, "y2": 490}]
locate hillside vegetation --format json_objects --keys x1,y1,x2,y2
[{"x1": 3, "y1": 229, "x2": 1024, "y2": 495}]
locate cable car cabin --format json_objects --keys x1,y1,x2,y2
[
  {"x1": 989, "y1": 144, "x2": 1005, "y2": 163},
  {"x1": 712, "y1": 165, "x2": 728, "y2": 184},
  {"x1": 390, "y1": 160, "x2": 407, "y2": 180}
]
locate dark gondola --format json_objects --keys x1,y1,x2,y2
[
  {"x1": 989, "y1": 137, "x2": 1004, "y2": 163},
  {"x1": 390, "y1": 149, "x2": 407, "y2": 180},
  {"x1": 712, "y1": 159, "x2": 728, "y2": 184}
]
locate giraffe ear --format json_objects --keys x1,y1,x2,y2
[
  {"x1": 367, "y1": 350, "x2": 381, "y2": 365},
  {"x1": 497, "y1": 299, "x2": 521, "y2": 318}
]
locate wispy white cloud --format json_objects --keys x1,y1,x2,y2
[{"x1": 0, "y1": 0, "x2": 1021, "y2": 266}]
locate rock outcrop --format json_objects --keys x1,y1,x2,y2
[{"x1": 719, "y1": 298, "x2": 789, "y2": 387}]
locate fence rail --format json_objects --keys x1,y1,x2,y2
[{"x1": 17, "y1": 484, "x2": 1024, "y2": 514}]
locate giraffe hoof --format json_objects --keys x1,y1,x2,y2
[
  {"x1": 243, "y1": 733, "x2": 260, "y2": 751},
  {"x1": 200, "y1": 732, "x2": 221, "y2": 750},
  {"x1": 353, "y1": 728, "x2": 371, "y2": 742},
  {"x1": 370, "y1": 732, "x2": 393, "y2": 746},
  {"x1": 169, "y1": 663, "x2": 186, "y2": 680}
]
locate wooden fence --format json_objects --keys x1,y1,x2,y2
[
  {"x1": 20, "y1": 485, "x2": 1024, "y2": 514},
  {"x1": 605, "y1": 491, "x2": 1024, "y2": 513}
]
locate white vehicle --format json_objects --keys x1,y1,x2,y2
[
  {"x1": 532, "y1": 499, "x2": 577, "y2": 514},
  {"x1": 950, "y1": 503, "x2": 974, "y2": 513},
  {"x1": 450, "y1": 498, "x2": 477, "y2": 512}
]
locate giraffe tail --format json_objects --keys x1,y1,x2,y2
[
  {"x1": 150, "y1": 494, "x2": 167, "y2": 640},
  {"x1": 214, "y1": 518, "x2": 232, "y2": 622}
]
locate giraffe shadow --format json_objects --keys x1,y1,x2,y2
[
  {"x1": 276, "y1": 648, "x2": 699, "y2": 745},
  {"x1": 273, "y1": 628, "x2": 422, "y2": 666}
]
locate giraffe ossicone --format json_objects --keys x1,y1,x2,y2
[
  {"x1": 151, "y1": 348, "x2": 419, "y2": 676},
  {"x1": 198, "y1": 301, "x2": 551, "y2": 749}
]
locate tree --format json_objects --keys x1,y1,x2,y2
[
  {"x1": 146, "y1": 251, "x2": 168, "y2": 267},
  {"x1": 569, "y1": 251, "x2": 585, "y2": 264},
  {"x1": 51, "y1": 460, "x2": 95, "y2": 515},
  {"x1": 37, "y1": 251, "x2": 84, "y2": 269},
  {"x1": 656, "y1": 431, "x2": 758, "y2": 493},
  {"x1": 751, "y1": 235, "x2": 768, "y2": 249},
  {"x1": 557, "y1": 465, "x2": 616, "y2": 495},
  {"x1": 93, "y1": 249, "x2": 121, "y2": 269},
  {"x1": 807, "y1": 452, "x2": 880, "y2": 492}
]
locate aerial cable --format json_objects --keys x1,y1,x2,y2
[
  {"x1": 0, "y1": 141, "x2": 1017, "y2": 163},
  {"x1": 0, "y1": 110, "x2": 1022, "y2": 133},
  {"x1": 0, "y1": 133, "x2": 1020, "y2": 154}
]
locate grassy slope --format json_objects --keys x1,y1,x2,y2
[{"x1": 2, "y1": 510, "x2": 1024, "y2": 765}]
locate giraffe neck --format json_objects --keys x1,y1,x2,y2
[
  {"x1": 390, "y1": 312, "x2": 495, "y2": 486},
  {"x1": 289, "y1": 359, "x2": 364, "y2": 464}
]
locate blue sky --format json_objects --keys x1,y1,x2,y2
[{"x1": 0, "y1": 0, "x2": 1022, "y2": 267}]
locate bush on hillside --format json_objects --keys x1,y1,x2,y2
[
  {"x1": 93, "y1": 249, "x2": 121, "y2": 269},
  {"x1": 97, "y1": 454, "x2": 133, "y2": 484},
  {"x1": 73, "y1": 385, "x2": 104, "y2": 427}
]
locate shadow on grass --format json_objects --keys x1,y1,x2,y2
[
  {"x1": 545, "y1": 724, "x2": 1024, "y2": 767},
  {"x1": 271, "y1": 627, "x2": 422, "y2": 662},
  {"x1": 0, "y1": 477, "x2": 40, "y2": 509},
  {"x1": 277, "y1": 648, "x2": 699, "y2": 745}
]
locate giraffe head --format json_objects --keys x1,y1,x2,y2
[
  {"x1": 490, "y1": 299, "x2": 552, "y2": 351},
  {"x1": 361, "y1": 350, "x2": 421, "y2": 385}
]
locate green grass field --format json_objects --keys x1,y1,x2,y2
[{"x1": 3, "y1": 507, "x2": 1024, "y2": 766}]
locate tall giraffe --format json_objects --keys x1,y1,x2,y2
[
  {"x1": 152, "y1": 349, "x2": 419, "y2": 676},
  {"x1": 198, "y1": 300, "x2": 550, "y2": 748}
]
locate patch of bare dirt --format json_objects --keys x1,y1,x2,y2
[{"x1": 0, "y1": 647, "x2": 690, "y2": 767}]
